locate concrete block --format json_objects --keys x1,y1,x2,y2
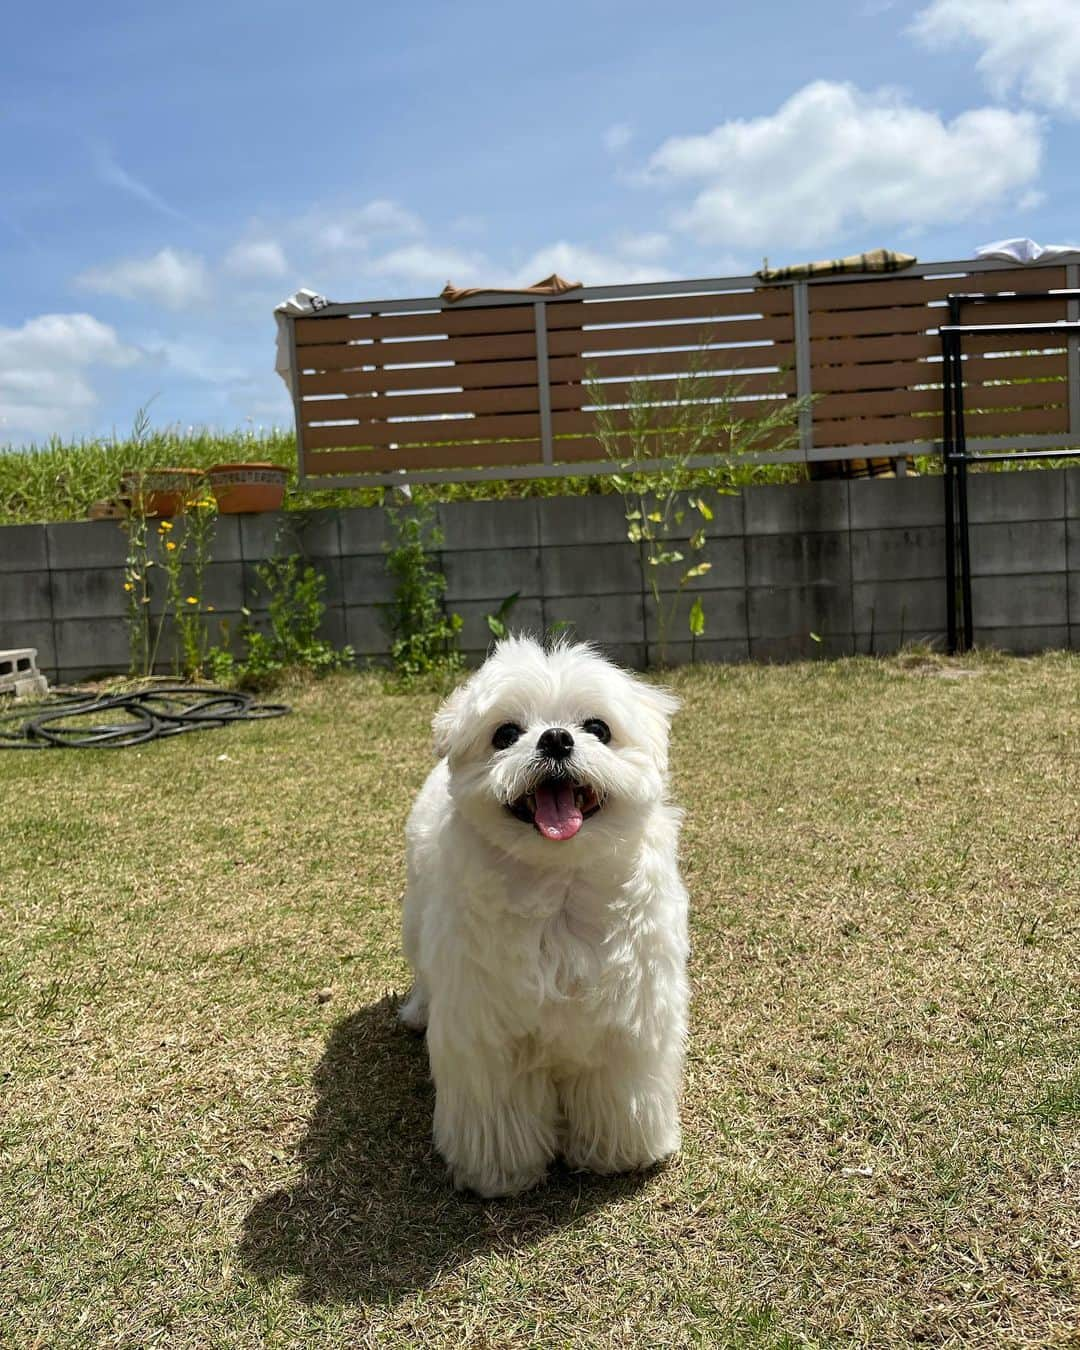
[
  {"x1": 649, "y1": 637, "x2": 749, "y2": 667},
  {"x1": 55, "y1": 618, "x2": 130, "y2": 677},
  {"x1": 455, "y1": 597, "x2": 545, "y2": 651},
  {"x1": 342, "y1": 554, "x2": 395, "y2": 606},
  {"x1": 853, "y1": 580, "x2": 946, "y2": 636},
  {"x1": 51, "y1": 568, "x2": 128, "y2": 620},
  {"x1": 748, "y1": 583, "x2": 853, "y2": 641},
  {"x1": 750, "y1": 632, "x2": 855, "y2": 662},
  {"x1": 440, "y1": 498, "x2": 540, "y2": 551},
  {"x1": 1066, "y1": 518, "x2": 1080, "y2": 575},
  {"x1": 645, "y1": 588, "x2": 746, "y2": 644},
  {"x1": 0, "y1": 571, "x2": 52, "y2": 621},
  {"x1": 972, "y1": 626, "x2": 1070, "y2": 655},
  {"x1": 243, "y1": 558, "x2": 342, "y2": 611},
  {"x1": 445, "y1": 547, "x2": 542, "y2": 603},
  {"x1": 339, "y1": 506, "x2": 392, "y2": 556},
  {"x1": 0, "y1": 525, "x2": 48, "y2": 573},
  {"x1": 345, "y1": 605, "x2": 390, "y2": 656},
  {"x1": 849, "y1": 476, "x2": 943, "y2": 530},
  {"x1": 146, "y1": 561, "x2": 244, "y2": 616},
  {"x1": 744, "y1": 481, "x2": 848, "y2": 535},
  {"x1": 968, "y1": 470, "x2": 1065, "y2": 524},
  {"x1": 541, "y1": 592, "x2": 645, "y2": 648},
  {"x1": 240, "y1": 510, "x2": 341, "y2": 560},
  {"x1": 850, "y1": 527, "x2": 945, "y2": 582},
  {"x1": 654, "y1": 535, "x2": 745, "y2": 592},
  {"x1": 0, "y1": 621, "x2": 55, "y2": 676},
  {"x1": 541, "y1": 542, "x2": 639, "y2": 598},
  {"x1": 853, "y1": 630, "x2": 947, "y2": 656},
  {"x1": 46, "y1": 520, "x2": 129, "y2": 570},
  {"x1": 747, "y1": 531, "x2": 849, "y2": 588},
  {"x1": 537, "y1": 493, "x2": 630, "y2": 546},
  {"x1": 969, "y1": 521, "x2": 1067, "y2": 576},
  {"x1": 970, "y1": 573, "x2": 1068, "y2": 628},
  {"x1": 1067, "y1": 471, "x2": 1080, "y2": 519},
  {"x1": 0, "y1": 648, "x2": 44, "y2": 697},
  {"x1": 1071, "y1": 570, "x2": 1080, "y2": 627}
]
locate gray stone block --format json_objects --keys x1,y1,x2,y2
[
  {"x1": 969, "y1": 521, "x2": 1067, "y2": 576},
  {"x1": 146, "y1": 561, "x2": 244, "y2": 617},
  {"x1": 853, "y1": 580, "x2": 946, "y2": 636},
  {"x1": 51, "y1": 568, "x2": 129, "y2": 620},
  {"x1": 748, "y1": 583, "x2": 853, "y2": 640},
  {"x1": 645, "y1": 588, "x2": 746, "y2": 644},
  {"x1": 345, "y1": 605, "x2": 390, "y2": 656},
  {"x1": 851, "y1": 527, "x2": 945, "y2": 582},
  {"x1": 541, "y1": 593, "x2": 645, "y2": 647},
  {"x1": 972, "y1": 626, "x2": 1070, "y2": 654},
  {"x1": 243, "y1": 558, "x2": 342, "y2": 611},
  {"x1": 342, "y1": 554, "x2": 395, "y2": 606},
  {"x1": 849, "y1": 476, "x2": 943, "y2": 529},
  {"x1": 455, "y1": 597, "x2": 545, "y2": 651},
  {"x1": 747, "y1": 531, "x2": 849, "y2": 587},
  {"x1": 440, "y1": 498, "x2": 540, "y2": 551},
  {"x1": 654, "y1": 535, "x2": 745, "y2": 592},
  {"x1": 649, "y1": 637, "x2": 749, "y2": 666},
  {"x1": 46, "y1": 520, "x2": 129, "y2": 570},
  {"x1": 750, "y1": 632, "x2": 855, "y2": 662},
  {"x1": 1067, "y1": 518, "x2": 1080, "y2": 575},
  {"x1": 541, "y1": 542, "x2": 639, "y2": 598},
  {"x1": 55, "y1": 618, "x2": 130, "y2": 677},
  {"x1": 239, "y1": 510, "x2": 341, "y2": 560},
  {"x1": 744, "y1": 481, "x2": 848, "y2": 535},
  {"x1": 0, "y1": 525, "x2": 48, "y2": 573},
  {"x1": 1071, "y1": 570, "x2": 1080, "y2": 627},
  {"x1": 445, "y1": 547, "x2": 542, "y2": 603},
  {"x1": 0, "y1": 571, "x2": 52, "y2": 621},
  {"x1": 339, "y1": 506, "x2": 392, "y2": 556},
  {"x1": 968, "y1": 470, "x2": 1065, "y2": 523},
  {"x1": 1068, "y1": 471, "x2": 1080, "y2": 519},
  {"x1": 853, "y1": 630, "x2": 947, "y2": 656},
  {"x1": 0, "y1": 621, "x2": 55, "y2": 675},
  {"x1": 537, "y1": 493, "x2": 630, "y2": 546},
  {"x1": 970, "y1": 573, "x2": 1068, "y2": 628}
]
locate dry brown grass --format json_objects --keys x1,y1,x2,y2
[{"x1": 1, "y1": 653, "x2": 1077, "y2": 1347}]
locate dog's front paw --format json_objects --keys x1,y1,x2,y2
[
  {"x1": 398, "y1": 984, "x2": 429, "y2": 1033},
  {"x1": 564, "y1": 1129, "x2": 680, "y2": 1177},
  {"x1": 449, "y1": 1161, "x2": 549, "y2": 1198}
]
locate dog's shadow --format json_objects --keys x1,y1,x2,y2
[{"x1": 239, "y1": 996, "x2": 653, "y2": 1305}]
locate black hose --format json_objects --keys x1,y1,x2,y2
[{"x1": 0, "y1": 685, "x2": 290, "y2": 750}]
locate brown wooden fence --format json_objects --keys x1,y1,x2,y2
[{"x1": 284, "y1": 255, "x2": 1080, "y2": 485}]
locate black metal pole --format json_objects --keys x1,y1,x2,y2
[{"x1": 942, "y1": 325, "x2": 958, "y2": 654}]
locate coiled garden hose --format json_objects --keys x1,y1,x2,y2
[{"x1": 0, "y1": 685, "x2": 289, "y2": 750}]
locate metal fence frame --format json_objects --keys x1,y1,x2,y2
[{"x1": 287, "y1": 254, "x2": 1080, "y2": 488}]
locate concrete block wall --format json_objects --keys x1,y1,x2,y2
[{"x1": 0, "y1": 472, "x2": 1077, "y2": 681}]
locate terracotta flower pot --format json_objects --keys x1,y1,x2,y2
[
  {"x1": 121, "y1": 468, "x2": 206, "y2": 518},
  {"x1": 207, "y1": 463, "x2": 288, "y2": 514}
]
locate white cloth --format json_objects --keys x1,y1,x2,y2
[
  {"x1": 974, "y1": 237, "x2": 1079, "y2": 264},
  {"x1": 274, "y1": 288, "x2": 329, "y2": 397}
]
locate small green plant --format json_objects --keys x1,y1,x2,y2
[
  {"x1": 212, "y1": 556, "x2": 354, "y2": 690},
  {"x1": 485, "y1": 592, "x2": 520, "y2": 641},
  {"x1": 383, "y1": 501, "x2": 464, "y2": 678}
]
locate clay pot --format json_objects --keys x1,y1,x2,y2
[
  {"x1": 122, "y1": 468, "x2": 205, "y2": 518},
  {"x1": 207, "y1": 463, "x2": 288, "y2": 514}
]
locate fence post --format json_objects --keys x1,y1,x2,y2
[
  {"x1": 1068, "y1": 263, "x2": 1080, "y2": 440},
  {"x1": 534, "y1": 301, "x2": 554, "y2": 465},
  {"x1": 792, "y1": 280, "x2": 813, "y2": 460}
]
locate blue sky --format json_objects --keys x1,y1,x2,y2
[{"x1": 3, "y1": 0, "x2": 1079, "y2": 445}]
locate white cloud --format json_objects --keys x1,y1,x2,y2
[
  {"x1": 90, "y1": 143, "x2": 191, "y2": 224},
  {"x1": 506, "y1": 241, "x2": 674, "y2": 287},
  {"x1": 616, "y1": 231, "x2": 671, "y2": 261},
  {"x1": 368, "y1": 242, "x2": 488, "y2": 286},
  {"x1": 0, "y1": 313, "x2": 141, "y2": 439},
  {"x1": 911, "y1": 0, "x2": 1080, "y2": 117},
  {"x1": 312, "y1": 199, "x2": 424, "y2": 254},
  {"x1": 645, "y1": 80, "x2": 1043, "y2": 249},
  {"x1": 77, "y1": 247, "x2": 210, "y2": 310},
  {"x1": 604, "y1": 122, "x2": 633, "y2": 153},
  {"x1": 223, "y1": 238, "x2": 289, "y2": 280}
]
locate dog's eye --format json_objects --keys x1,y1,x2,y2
[
  {"x1": 582, "y1": 718, "x2": 611, "y2": 744},
  {"x1": 491, "y1": 722, "x2": 523, "y2": 750}
]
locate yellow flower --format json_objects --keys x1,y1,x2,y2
[
  {"x1": 158, "y1": 520, "x2": 173, "y2": 532},
  {"x1": 164, "y1": 540, "x2": 177, "y2": 552},
  {"x1": 206, "y1": 605, "x2": 216, "y2": 613},
  {"x1": 123, "y1": 581, "x2": 134, "y2": 592},
  {"x1": 186, "y1": 596, "x2": 198, "y2": 605}
]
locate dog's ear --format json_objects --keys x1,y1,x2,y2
[
  {"x1": 432, "y1": 681, "x2": 469, "y2": 760},
  {"x1": 630, "y1": 676, "x2": 680, "y2": 771}
]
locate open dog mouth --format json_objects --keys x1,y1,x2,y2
[{"x1": 508, "y1": 776, "x2": 602, "y2": 841}]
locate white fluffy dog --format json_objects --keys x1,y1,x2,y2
[{"x1": 400, "y1": 636, "x2": 689, "y2": 1197}]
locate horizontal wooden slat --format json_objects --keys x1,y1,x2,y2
[
  {"x1": 549, "y1": 316, "x2": 792, "y2": 358},
  {"x1": 584, "y1": 368, "x2": 796, "y2": 404},
  {"x1": 810, "y1": 305, "x2": 947, "y2": 340},
  {"x1": 814, "y1": 405, "x2": 1068, "y2": 447},
  {"x1": 545, "y1": 289, "x2": 793, "y2": 330},
  {"x1": 305, "y1": 441, "x2": 543, "y2": 474},
  {"x1": 811, "y1": 334, "x2": 940, "y2": 365},
  {"x1": 300, "y1": 358, "x2": 541, "y2": 397},
  {"x1": 561, "y1": 344, "x2": 795, "y2": 384},
  {"x1": 552, "y1": 398, "x2": 798, "y2": 437},
  {"x1": 815, "y1": 380, "x2": 1067, "y2": 420},
  {"x1": 807, "y1": 269, "x2": 1067, "y2": 310},
  {"x1": 294, "y1": 305, "x2": 538, "y2": 346},
  {"x1": 301, "y1": 384, "x2": 551, "y2": 424},
  {"x1": 304, "y1": 410, "x2": 540, "y2": 449},
  {"x1": 296, "y1": 330, "x2": 537, "y2": 371},
  {"x1": 548, "y1": 422, "x2": 798, "y2": 463},
  {"x1": 813, "y1": 351, "x2": 1067, "y2": 393}
]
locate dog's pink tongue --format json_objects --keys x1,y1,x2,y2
[{"x1": 533, "y1": 781, "x2": 583, "y2": 841}]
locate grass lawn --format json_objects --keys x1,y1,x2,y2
[{"x1": 1, "y1": 653, "x2": 1077, "y2": 1347}]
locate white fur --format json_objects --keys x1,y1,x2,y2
[{"x1": 400, "y1": 636, "x2": 689, "y2": 1197}]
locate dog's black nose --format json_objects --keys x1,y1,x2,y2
[{"x1": 537, "y1": 727, "x2": 574, "y2": 760}]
